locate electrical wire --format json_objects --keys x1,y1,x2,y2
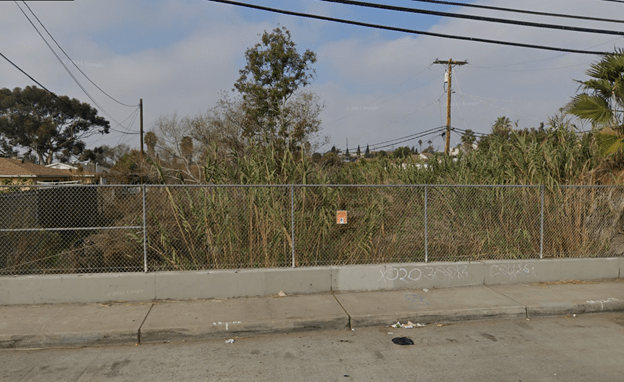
[
  {"x1": 19, "y1": 1, "x2": 138, "y2": 108},
  {"x1": 89, "y1": 107, "x2": 141, "y2": 147},
  {"x1": 115, "y1": 107, "x2": 141, "y2": 146},
  {"x1": 320, "y1": 0, "x2": 624, "y2": 36},
  {"x1": 410, "y1": 0, "x2": 624, "y2": 24},
  {"x1": 0, "y1": 52, "x2": 62, "y2": 101},
  {"x1": 206, "y1": 0, "x2": 611, "y2": 55},
  {"x1": 348, "y1": 126, "x2": 446, "y2": 151},
  {"x1": 14, "y1": 1, "x2": 139, "y2": 138},
  {"x1": 372, "y1": 127, "x2": 447, "y2": 151},
  {"x1": 452, "y1": 127, "x2": 487, "y2": 137},
  {"x1": 467, "y1": 37, "x2": 623, "y2": 70},
  {"x1": 468, "y1": 61, "x2": 591, "y2": 73}
]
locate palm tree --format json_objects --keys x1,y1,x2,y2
[
  {"x1": 566, "y1": 49, "x2": 624, "y2": 154},
  {"x1": 492, "y1": 116, "x2": 512, "y2": 137},
  {"x1": 461, "y1": 129, "x2": 476, "y2": 152}
]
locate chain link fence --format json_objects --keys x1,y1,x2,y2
[{"x1": 0, "y1": 184, "x2": 622, "y2": 276}]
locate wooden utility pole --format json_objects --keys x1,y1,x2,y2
[
  {"x1": 139, "y1": 98, "x2": 144, "y2": 160},
  {"x1": 433, "y1": 59, "x2": 467, "y2": 155},
  {"x1": 139, "y1": 98, "x2": 144, "y2": 184}
]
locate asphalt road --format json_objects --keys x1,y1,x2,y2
[{"x1": 2, "y1": 313, "x2": 624, "y2": 381}]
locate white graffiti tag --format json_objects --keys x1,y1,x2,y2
[
  {"x1": 379, "y1": 265, "x2": 469, "y2": 283},
  {"x1": 586, "y1": 298, "x2": 619, "y2": 310},
  {"x1": 489, "y1": 263, "x2": 537, "y2": 280},
  {"x1": 212, "y1": 321, "x2": 242, "y2": 331}
]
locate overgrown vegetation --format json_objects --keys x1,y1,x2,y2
[{"x1": 4, "y1": 38, "x2": 624, "y2": 275}]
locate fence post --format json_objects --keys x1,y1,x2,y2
[
  {"x1": 424, "y1": 185, "x2": 428, "y2": 263},
  {"x1": 291, "y1": 186, "x2": 295, "y2": 268},
  {"x1": 540, "y1": 185, "x2": 544, "y2": 259},
  {"x1": 143, "y1": 185, "x2": 148, "y2": 273}
]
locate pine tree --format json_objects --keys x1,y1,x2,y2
[{"x1": 365, "y1": 144, "x2": 370, "y2": 158}]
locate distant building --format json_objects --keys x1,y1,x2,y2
[
  {"x1": 0, "y1": 158, "x2": 100, "y2": 184},
  {"x1": 45, "y1": 163, "x2": 79, "y2": 171}
]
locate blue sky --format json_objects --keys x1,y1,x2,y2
[{"x1": 1, "y1": 0, "x2": 623, "y2": 155}]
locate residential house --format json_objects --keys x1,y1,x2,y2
[{"x1": 0, "y1": 158, "x2": 100, "y2": 185}]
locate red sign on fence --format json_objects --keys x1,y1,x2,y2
[{"x1": 337, "y1": 211, "x2": 347, "y2": 224}]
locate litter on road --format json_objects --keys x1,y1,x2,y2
[
  {"x1": 391, "y1": 321, "x2": 425, "y2": 329},
  {"x1": 391, "y1": 337, "x2": 414, "y2": 345}
]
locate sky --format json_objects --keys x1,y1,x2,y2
[{"x1": 1, "y1": 0, "x2": 623, "y2": 155}]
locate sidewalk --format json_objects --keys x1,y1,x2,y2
[{"x1": 1, "y1": 279, "x2": 623, "y2": 349}]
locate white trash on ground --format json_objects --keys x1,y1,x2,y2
[{"x1": 391, "y1": 321, "x2": 426, "y2": 329}]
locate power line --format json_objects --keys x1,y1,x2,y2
[
  {"x1": 468, "y1": 61, "x2": 591, "y2": 73},
  {"x1": 206, "y1": 0, "x2": 610, "y2": 55},
  {"x1": 469, "y1": 37, "x2": 623, "y2": 69},
  {"x1": 19, "y1": 1, "x2": 138, "y2": 108},
  {"x1": 372, "y1": 128, "x2": 446, "y2": 151},
  {"x1": 14, "y1": 1, "x2": 139, "y2": 138},
  {"x1": 452, "y1": 127, "x2": 487, "y2": 137},
  {"x1": 320, "y1": 0, "x2": 624, "y2": 37},
  {"x1": 349, "y1": 126, "x2": 446, "y2": 151},
  {"x1": 0, "y1": 52, "x2": 62, "y2": 100},
  {"x1": 410, "y1": 0, "x2": 624, "y2": 24}
]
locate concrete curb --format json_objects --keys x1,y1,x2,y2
[
  {"x1": 139, "y1": 316, "x2": 350, "y2": 344},
  {"x1": 0, "y1": 330, "x2": 139, "y2": 349},
  {"x1": 0, "y1": 303, "x2": 151, "y2": 349},
  {"x1": 348, "y1": 307, "x2": 527, "y2": 328},
  {"x1": 139, "y1": 294, "x2": 350, "y2": 344}
]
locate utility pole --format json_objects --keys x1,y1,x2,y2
[
  {"x1": 139, "y1": 98, "x2": 144, "y2": 184},
  {"x1": 139, "y1": 98, "x2": 144, "y2": 160},
  {"x1": 433, "y1": 59, "x2": 467, "y2": 155}
]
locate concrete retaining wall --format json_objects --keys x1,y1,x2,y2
[
  {"x1": 484, "y1": 258, "x2": 621, "y2": 285},
  {"x1": 0, "y1": 258, "x2": 621, "y2": 305},
  {"x1": 332, "y1": 262, "x2": 485, "y2": 292}
]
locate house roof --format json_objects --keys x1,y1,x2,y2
[
  {"x1": 45, "y1": 163, "x2": 78, "y2": 170},
  {"x1": 0, "y1": 158, "x2": 97, "y2": 178}
]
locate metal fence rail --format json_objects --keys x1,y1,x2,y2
[{"x1": 0, "y1": 184, "x2": 622, "y2": 276}]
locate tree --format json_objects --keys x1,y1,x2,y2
[
  {"x1": 492, "y1": 116, "x2": 512, "y2": 138},
  {"x1": 365, "y1": 144, "x2": 370, "y2": 158},
  {"x1": 144, "y1": 131, "x2": 158, "y2": 158},
  {"x1": 461, "y1": 129, "x2": 476, "y2": 152},
  {"x1": 356, "y1": 145, "x2": 361, "y2": 157},
  {"x1": 0, "y1": 86, "x2": 110, "y2": 164},
  {"x1": 150, "y1": 113, "x2": 203, "y2": 183},
  {"x1": 234, "y1": 27, "x2": 322, "y2": 150},
  {"x1": 192, "y1": 92, "x2": 247, "y2": 159},
  {"x1": 180, "y1": 136, "x2": 194, "y2": 162},
  {"x1": 393, "y1": 146, "x2": 411, "y2": 159},
  {"x1": 566, "y1": 49, "x2": 624, "y2": 155},
  {"x1": 0, "y1": 137, "x2": 17, "y2": 158},
  {"x1": 567, "y1": 49, "x2": 624, "y2": 129}
]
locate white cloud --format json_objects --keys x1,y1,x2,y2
[{"x1": 1, "y1": 0, "x2": 621, "y2": 153}]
